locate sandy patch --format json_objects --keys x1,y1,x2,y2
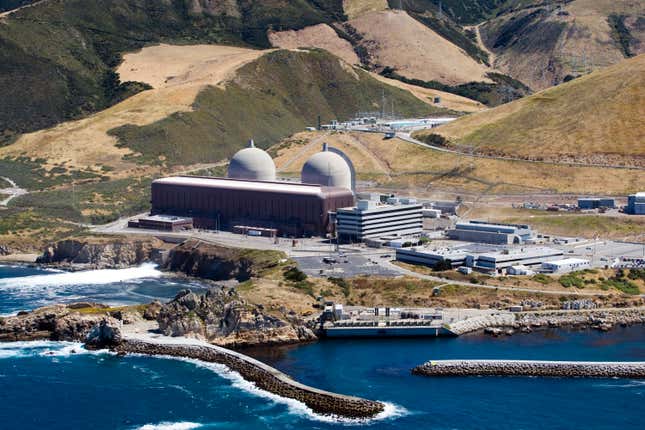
[
  {"x1": 268, "y1": 24, "x2": 360, "y2": 65},
  {"x1": 349, "y1": 10, "x2": 491, "y2": 85}
]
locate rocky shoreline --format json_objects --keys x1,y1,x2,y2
[
  {"x1": 412, "y1": 359, "x2": 645, "y2": 379},
  {"x1": 113, "y1": 336, "x2": 385, "y2": 419},
  {"x1": 449, "y1": 307, "x2": 645, "y2": 336}
]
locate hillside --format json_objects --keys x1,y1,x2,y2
[
  {"x1": 0, "y1": 0, "x2": 346, "y2": 141},
  {"x1": 480, "y1": 0, "x2": 645, "y2": 90},
  {"x1": 0, "y1": 47, "x2": 448, "y2": 250},
  {"x1": 270, "y1": 130, "x2": 644, "y2": 196},
  {"x1": 416, "y1": 54, "x2": 645, "y2": 168}
]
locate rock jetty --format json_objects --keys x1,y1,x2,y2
[
  {"x1": 412, "y1": 359, "x2": 645, "y2": 378},
  {"x1": 115, "y1": 336, "x2": 385, "y2": 419},
  {"x1": 447, "y1": 307, "x2": 645, "y2": 336}
]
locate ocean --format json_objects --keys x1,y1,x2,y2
[{"x1": 0, "y1": 264, "x2": 643, "y2": 430}]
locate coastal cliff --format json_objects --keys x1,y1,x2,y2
[
  {"x1": 36, "y1": 236, "x2": 163, "y2": 269},
  {"x1": 163, "y1": 239, "x2": 285, "y2": 282}
]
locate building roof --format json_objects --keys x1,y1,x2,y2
[
  {"x1": 227, "y1": 140, "x2": 276, "y2": 181},
  {"x1": 153, "y1": 176, "x2": 352, "y2": 197},
  {"x1": 476, "y1": 247, "x2": 563, "y2": 261},
  {"x1": 543, "y1": 258, "x2": 590, "y2": 266},
  {"x1": 301, "y1": 143, "x2": 352, "y2": 190}
]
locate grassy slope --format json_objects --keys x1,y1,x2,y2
[
  {"x1": 272, "y1": 131, "x2": 644, "y2": 196},
  {"x1": 417, "y1": 54, "x2": 645, "y2": 166},
  {"x1": 480, "y1": 0, "x2": 645, "y2": 90},
  {"x1": 110, "y1": 49, "x2": 446, "y2": 166},
  {"x1": 0, "y1": 0, "x2": 345, "y2": 140}
]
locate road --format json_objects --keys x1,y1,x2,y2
[
  {"x1": 394, "y1": 132, "x2": 644, "y2": 171},
  {"x1": 0, "y1": 177, "x2": 28, "y2": 206}
]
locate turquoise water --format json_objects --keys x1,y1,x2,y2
[{"x1": 0, "y1": 265, "x2": 643, "y2": 429}]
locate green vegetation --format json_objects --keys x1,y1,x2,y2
[
  {"x1": 328, "y1": 277, "x2": 351, "y2": 297},
  {"x1": 0, "y1": 157, "x2": 106, "y2": 190},
  {"x1": 531, "y1": 274, "x2": 552, "y2": 284},
  {"x1": 0, "y1": 0, "x2": 347, "y2": 141},
  {"x1": 608, "y1": 14, "x2": 636, "y2": 58},
  {"x1": 284, "y1": 266, "x2": 308, "y2": 283},
  {"x1": 433, "y1": 259, "x2": 453, "y2": 271},
  {"x1": 416, "y1": 133, "x2": 448, "y2": 146},
  {"x1": 391, "y1": 0, "x2": 518, "y2": 26},
  {"x1": 380, "y1": 67, "x2": 530, "y2": 106},
  {"x1": 559, "y1": 272, "x2": 586, "y2": 289},
  {"x1": 9, "y1": 176, "x2": 153, "y2": 224},
  {"x1": 111, "y1": 49, "x2": 443, "y2": 166}
]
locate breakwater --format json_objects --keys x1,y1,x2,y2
[
  {"x1": 115, "y1": 337, "x2": 385, "y2": 419},
  {"x1": 412, "y1": 359, "x2": 645, "y2": 378}
]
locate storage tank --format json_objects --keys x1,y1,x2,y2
[{"x1": 301, "y1": 143, "x2": 352, "y2": 190}]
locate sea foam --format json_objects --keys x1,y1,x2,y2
[
  {"x1": 0, "y1": 340, "x2": 108, "y2": 359},
  {"x1": 136, "y1": 422, "x2": 202, "y2": 430},
  {"x1": 142, "y1": 354, "x2": 408, "y2": 426},
  {"x1": 0, "y1": 263, "x2": 162, "y2": 290}
]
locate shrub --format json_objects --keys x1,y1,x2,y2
[
  {"x1": 284, "y1": 266, "x2": 307, "y2": 282},
  {"x1": 433, "y1": 259, "x2": 453, "y2": 272},
  {"x1": 559, "y1": 274, "x2": 585, "y2": 288},
  {"x1": 532, "y1": 274, "x2": 552, "y2": 284}
]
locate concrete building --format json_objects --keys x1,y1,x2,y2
[
  {"x1": 128, "y1": 214, "x2": 193, "y2": 232},
  {"x1": 626, "y1": 192, "x2": 645, "y2": 215},
  {"x1": 541, "y1": 258, "x2": 590, "y2": 273},
  {"x1": 448, "y1": 221, "x2": 534, "y2": 245},
  {"x1": 151, "y1": 176, "x2": 353, "y2": 237},
  {"x1": 336, "y1": 199, "x2": 423, "y2": 243},
  {"x1": 578, "y1": 197, "x2": 615, "y2": 209},
  {"x1": 396, "y1": 246, "x2": 563, "y2": 274}
]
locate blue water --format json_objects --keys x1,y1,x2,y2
[
  {"x1": 0, "y1": 265, "x2": 644, "y2": 429},
  {"x1": 0, "y1": 264, "x2": 209, "y2": 315}
]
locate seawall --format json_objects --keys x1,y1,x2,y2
[
  {"x1": 412, "y1": 359, "x2": 645, "y2": 378},
  {"x1": 115, "y1": 336, "x2": 385, "y2": 419}
]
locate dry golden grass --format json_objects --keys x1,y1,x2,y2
[
  {"x1": 342, "y1": 0, "x2": 389, "y2": 19},
  {"x1": 268, "y1": 24, "x2": 360, "y2": 64},
  {"x1": 369, "y1": 72, "x2": 486, "y2": 112},
  {"x1": 349, "y1": 10, "x2": 492, "y2": 85},
  {"x1": 271, "y1": 130, "x2": 644, "y2": 195},
  {"x1": 420, "y1": 55, "x2": 645, "y2": 167}
]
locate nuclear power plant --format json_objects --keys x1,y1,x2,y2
[{"x1": 145, "y1": 140, "x2": 355, "y2": 237}]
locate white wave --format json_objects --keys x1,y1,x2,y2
[
  {"x1": 136, "y1": 422, "x2": 202, "y2": 430},
  {"x1": 0, "y1": 340, "x2": 109, "y2": 359},
  {"x1": 141, "y1": 354, "x2": 407, "y2": 425},
  {"x1": 594, "y1": 380, "x2": 645, "y2": 389},
  {"x1": 136, "y1": 422, "x2": 201, "y2": 430},
  {"x1": 0, "y1": 263, "x2": 162, "y2": 290}
]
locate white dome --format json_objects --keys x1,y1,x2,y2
[
  {"x1": 227, "y1": 140, "x2": 276, "y2": 181},
  {"x1": 301, "y1": 144, "x2": 352, "y2": 189}
]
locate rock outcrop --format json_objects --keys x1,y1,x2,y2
[
  {"x1": 163, "y1": 239, "x2": 284, "y2": 282},
  {"x1": 0, "y1": 304, "x2": 121, "y2": 342},
  {"x1": 157, "y1": 288, "x2": 316, "y2": 347},
  {"x1": 37, "y1": 237, "x2": 162, "y2": 268},
  {"x1": 449, "y1": 308, "x2": 645, "y2": 336},
  {"x1": 85, "y1": 319, "x2": 123, "y2": 349}
]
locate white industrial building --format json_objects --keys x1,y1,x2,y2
[
  {"x1": 447, "y1": 221, "x2": 534, "y2": 245},
  {"x1": 336, "y1": 198, "x2": 423, "y2": 243},
  {"x1": 541, "y1": 258, "x2": 590, "y2": 273},
  {"x1": 396, "y1": 246, "x2": 564, "y2": 274}
]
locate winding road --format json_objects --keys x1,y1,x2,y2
[{"x1": 0, "y1": 177, "x2": 27, "y2": 206}]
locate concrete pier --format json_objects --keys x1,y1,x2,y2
[
  {"x1": 412, "y1": 359, "x2": 645, "y2": 378},
  {"x1": 115, "y1": 337, "x2": 385, "y2": 418}
]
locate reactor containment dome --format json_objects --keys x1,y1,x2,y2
[
  {"x1": 227, "y1": 139, "x2": 276, "y2": 181},
  {"x1": 301, "y1": 143, "x2": 353, "y2": 190}
]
